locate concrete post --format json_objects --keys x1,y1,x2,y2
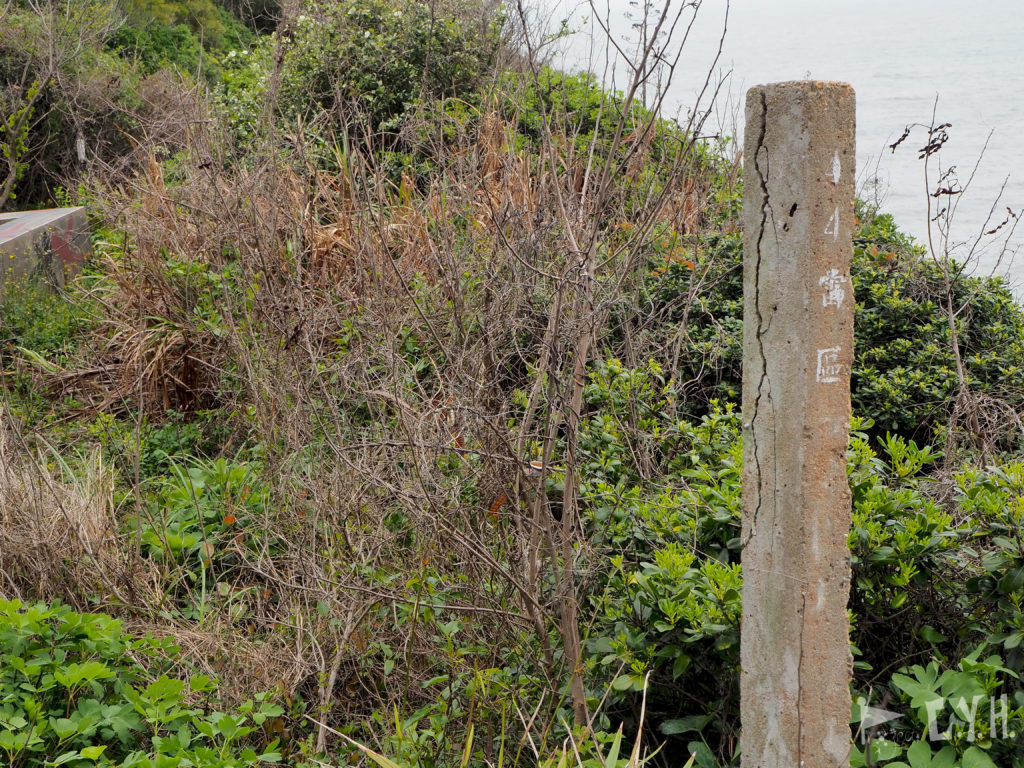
[{"x1": 740, "y1": 81, "x2": 855, "y2": 768}]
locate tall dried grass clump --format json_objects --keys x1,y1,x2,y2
[{"x1": 0, "y1": 421, "x2": 140, "y2": 607}]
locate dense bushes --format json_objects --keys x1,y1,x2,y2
[
  {"x1": 4, "y1": 1, "x2": 1024, "y2": 767},
  {"x1": 852, "y1": 210, "x2": 1024, "y2": 447},
  {"x1": 218, "y1": 0, "x2": 502, "y2": 146},
  {"x1": 575, "y1": 367, "x2": 1024, "y2": 765},
  {"x1": 107, "y1": 11, "x2": 253, "y2": 81},
  {"x1": 634, "y1": 209, "x2": 1024, "y2": 446}
]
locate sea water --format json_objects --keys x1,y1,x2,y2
[{"x1": 550, "y1": 0, "x2": 1024, "y2": 291}]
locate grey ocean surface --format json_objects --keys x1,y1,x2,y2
[{"x1": 553, "y1": 0, "x2": 1024, "y2": 291}]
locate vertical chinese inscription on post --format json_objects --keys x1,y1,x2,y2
[
  {"x1": 816, "y1": 347, "x2": 842, "y2": 384},
  {"x1": 819, "y1": 268, "x2": 847, "y2": 309}
]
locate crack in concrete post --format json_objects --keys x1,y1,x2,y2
[
  {"x1": 750, "y1": 90, "x2": 770, "y2": 534},
  {"x1": 746, "y1": 91, "x2": 781, "y2": 551}
]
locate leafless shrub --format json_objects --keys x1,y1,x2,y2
[
  {"x1": 892, "y1": 102, "x2": 1024, "y2": 462},
  {"x1": 0, "y1": 0, "x2": 124, "y2": 209}
]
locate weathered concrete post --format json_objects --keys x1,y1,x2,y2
[{"x1": 741, "y1": 81, "x2": 855, "y2": 768}]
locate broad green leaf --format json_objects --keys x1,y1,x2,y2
[
  {"x1": 920, "y1": 626, "x2": 947, "y2": 644},
  {"x1": 869, "y1": 738, "x2": 902, "y2": 762},
  {"x1": 50, "y1": 717, "x2": 78, "y2": 740},
  {"x1": 906, "y1": 740, "x2": 932, "y2": 768},
  {"x1": 80, "y1": 745, "x2": 107, "y2": 760},
  {"x1": 962, "y1": 746, "x2": 998, "y2": 768},
  {"x1": 932, "y1": 746, "x2": 956, "y2": 768},
  {"x1": 49, "y1": 751, "x2": 82, "y2": 766},
  {"x1": 687, "y1": 741, "x2": 716, "y2": 768},
  {"x1": 672, "y1": 653, "x2": 691, "y2": 679},
  {"x1": 891, "y1": 673, "x2": 944, "y2": 710},
  {"x1": 660, "y1": 715, "x2": 712, "y2": 735},
  {"x1": 54, "y1": 661, "x2": 113, "y2": 688},
  {"x1": 998, "y1": 566, "x2": 1024, "y2": 593},
  {"x1": 611, "y1": 675, "x2": 634, "y2": 691}
]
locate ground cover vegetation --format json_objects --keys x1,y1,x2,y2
[{"x1": 1, "y1": 1, "x2": 1023, "y2": 767}]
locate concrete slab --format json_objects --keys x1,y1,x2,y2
[{"x1": 0, "y1": 207, "x2": 90, "y2": 288}]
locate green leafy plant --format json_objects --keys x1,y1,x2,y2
[
  {"x1": 853, "y1": 646, "x2": 1024, "y2": 768},
  {"x1": 0, "y1": 598, "x2": 283, "y2": 767},
  {"x1": 218, "y1": 0, "x2": 501, "y2": 146},
  {"x1": 0, "y1": 276, "x2": 90, "y2": 362},
  {"x1": 140, "y1": 457, "x2": 271, "y2": 620}
]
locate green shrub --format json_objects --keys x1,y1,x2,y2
[
  {"x1": 637, "y1": 231, "x2": 744, "y2": 413},
  {"x1": 219, "y1": 0, "x2": 501, "y2": 146},
  {"x1": 120, "y1": 0, "x2": 242, "y2": 52},
  {"x1": 140, "y1": 456, "x2": 273, "y2": 620},
  {"x1": 581, "y1": 400, "x2": 744, "y2": 762},
  {"x1": 571, "y1": 358, "x2": 1024, "y2": 766},
  {"x1": 108, "y1": 3, "x2": 254, "y2": 80},
  {"x1": 107, "y1": 23, "x2": 207, "y2": 78},
  {"x1": 637, "y1": 211, "x2": 1024, "y2": 445},
  {"x1": 498, "y1": 69, "x2": 644, "y2": 148},
  {"x1": 853, "y1": 645, "x2": 1024, "y2": 768},
  {"x1": 139, "y1": 409, "x2": 238, "y2": 478},
  {"x1": 0, "y1": 598, "x2": 283, "y2": 767},
  {"x1": 851, "y1": 208, "x2": 1024, "y2": 444}
]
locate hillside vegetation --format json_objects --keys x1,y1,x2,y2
[{"x1": 1, "y1": 2, "x2": 1024, "y2": 767}]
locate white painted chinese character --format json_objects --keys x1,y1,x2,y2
[
  {"x1": 824, "y1": 206, "x2": 840, "y2": 240},
  {"x1": 818, "y1": 268, "x2": 847, "y2": 309},
  {"x1": 816, "y1": 347, "x2": 842, "y2": 383}
]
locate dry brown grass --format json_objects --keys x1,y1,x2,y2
[{"x1": 0, "y1": 420, "x2": 149, "y2": 608}]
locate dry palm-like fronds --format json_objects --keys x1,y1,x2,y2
[
  {"x1": 49, "y1": 246, "x2": 228, "y2": 417},
  {"x1": 664, "y1": 173, "x2": 711, "y2": 235}
]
